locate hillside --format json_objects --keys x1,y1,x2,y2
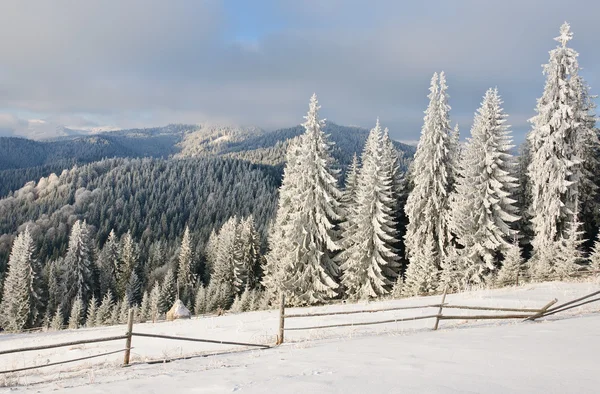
[{"x1": 0, "y1": 281, "x2": 597, "y2": 392}]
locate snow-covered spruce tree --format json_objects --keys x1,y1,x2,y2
[
  {"x1": 528, "y1": 23, "x2": 595, "y2": 274},
  {"x1": 264, "y1": 94, "x2": 343, "y2": 306},
  {"x1": 97, "y1": 229, "x2": 119, "y2": 297},
  {"x1": 95, "y1": 291, "x2": 114, "y2": 326},
  {"x1": 233, "y1": 216, "x2": 261, "y2": 291},
  {"x1": 495, "y1": 241, "x2": 525, "y2": 287},
  {"x1": 339, "y1": 153, "x2": 361, "y2": 251},
  {"x1": 177, "y1": 226, "x2": 196, "y2": 306},
  {"x1": 339, "y1": 120, "x2": 400, "y2": 299},
  {"x1": 204, "y1": 229, "x2": 219, "y2": 281},
  {"x1": 125, "y1": 270, "x2": 141, "y2": 306},
  {"x1": 159, "y1": 268, "x2": 177, "y2": 313},
  {"x1": 46, "y1": 260, "x2": 61, "y2": 316},
  {"x1": 68, "y1": 296, "x2": 84, "y2": 329},
  {"x1": 148, "y1": 281, "x2": 161, "y2": 322},
  {"x1": 211, "y1": 217, "x2": 237, "y2": 302},
  {"x1": 404, "y1": 72, "x2": 454, "y2": 292},
  {"x1": 50, "y1": 308, "x2": 63, "y2": 331},
  {"x1": 514, "y1": 139, "x2": 534, "y2": 255},
  {"x1": 589, "y1": 232, "x2": 600, "y2": 271},
  {"x1": 139, "y1": 291, "x2": 149, "y2": 322},
  {"x1": 555, "y1": 207, "x2": 585, "y2": 279},
  {"x1": 403, "y1": 234, "x2": 439, "y2": 296},
  {"x1": 117, "y1": 232, "x2": 138, "y2": 298},
  {"x1": 0, "y1": 227, "x2": 41, "y2": 332},
  {"x1": 194, "y1": 284, "x2": 207, "y2": 315},
  {"x1": 448, "y1": 88, "x2": 519, "y2": 286},
  {"x1": 61, "y1": 220, "x2": 95, "y2": 314},
  {"x1": 86, "y1": 296, "x2": 97, "y2": 327},
  {"x1": 118, "y1": 295, "x2": 131, "y2": 324}
]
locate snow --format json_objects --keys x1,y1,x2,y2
[{"x1": 2, "y1": 280, "x2": 599, "y2": 392}]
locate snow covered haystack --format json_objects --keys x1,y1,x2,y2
[{"x1": 166, "y1": 299, "x2": 191, "y2": 321}]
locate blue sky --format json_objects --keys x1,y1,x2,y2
[{"x1": 0, "y1": 0, "x2": 598, "y2": 143}]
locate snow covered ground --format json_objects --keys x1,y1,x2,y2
[{"x1": 2, "y1": 280, "x2": 599, "y2": 392}]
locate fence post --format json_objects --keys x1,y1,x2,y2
[
  {"x1": 276, "y1": 293, "x2": 285, "y2": 345},
  {"x1": 123, "y1": 308, "x2": 135, "y2": 366},
  {"x1": 433, "y1": 286, "x2": 448, "y2": 331}
]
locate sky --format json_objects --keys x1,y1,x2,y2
[{"x1": 0, "y1": 0, "x2": 598, "y2": 143}]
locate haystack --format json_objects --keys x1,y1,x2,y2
[{"x1": 166, "y1": 299, "x2": 191, "y2": 321}]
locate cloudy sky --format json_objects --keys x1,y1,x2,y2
[{"x1": 0, "y1": 0, "x2": 598, "y2": 142}]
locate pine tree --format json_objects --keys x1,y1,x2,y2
[
  {"x1": 194, "y1": 284, "x2": 207, "y2": 315},
  {"x1": 403, "y1": 234, "x2": 439, "y2": 296},
  {"x1": 86, "y1": 296, "x2": 98, "y2": 327},
  {"x1": 149, "y1": 281, "x2": 161, "y2": 322},
  {"x1": 96, "y1": 291, "x2": 114, "y2": 326},
  {"x1": 159, "y1": 268, "x2": 177, "y2": 313},
  {"x1": 61, "y1": 220, "x2": 95, "y2": 314},
  {"x1": 0, "y1": 228, "x2": 40, "y2": 332},
  {"x1": 404, "y1": 72, "x2": 454, "y2": 289},
  {"x1": 264, "y1": 94, "x2": 343, "y2": 305},
  {"x1": 555, "y1": 209, "x2": 585, "y2": 279},
  {"x1": 117, "y1": 232, "x2": 137, "y2": 298},
  {"x1": 139, "y1": 291, "x2": 149, "y2": 322},
  {"x1": 68, "y1": 296, "x2": 84, "y2": 329},
  {"x1": 340, "y1": 153, "x2": 360, "y2": 245},
  {"x1": 496, "y1": 241, "x2": 525, "y2": 287},
  {"x1": 234, "y1": 216, "x2": 260, "y2": 291},
  {"x1": 528, "y1": 23, "x2": 594, "y2": 266},
  {"x1": 50, "y1": 308, "x2": 63, "y2": 331},
  {"x1": 97, "y1": 230, "x2": 119, "y2": 297},
  {"x1": 177, "y1": 226, "x2": 196, "y2": 306},
  {"x1": 449, "y1": 88, "x2": 519, "y2": 285},
  {"x1": 589, "y1": 232, "x2": 600, "y2": 271},
  {"x1": 204, "y1": 229, "x2": 219, "y2": 280},
  {"x1": 46, "y1": 260, "x2": 61, "y2": 316},
  {"x1": 340, "y1": 120, "x2": 400, "y2": 299},
  {"x1": 125, "y1": 270, "x2": 141, "y2": 306}
]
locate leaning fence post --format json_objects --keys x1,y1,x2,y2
[
  {"x1": 276, "y1": 293, "x2": 285, "y2": 345},
  {"x1": 123, "y1": 308, "x2": 135, "y2": 366},
  {"x1": 433, "y1": 286, "x2": 448, "y2": 331}
]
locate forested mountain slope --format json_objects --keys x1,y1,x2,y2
[{"x1": 0, "y1": 157, "x2": 280, "y2": 274}]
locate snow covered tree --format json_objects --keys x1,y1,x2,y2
[
  {"x1": 95, "y1": 291, "x2": 114, "y2": 326},
  {"x1": 339, "y1": 120, "x2": 400, "y2": 299},
  {"x1": 46, "y1": 260, "x2": 61, "y2": 316},
  {"x1": 125, "y1": 270, "x2": 141, "y2": 306},
  {"x1": 555, "y1": 208, "x2": 585, "y2": 279},
  {"x1": 194, "y1": 284, "x2": 207, "y2": 315},
  {"x1": 495, "y1": 241, "x2": 525, "y2": 287},
  {"x1": 448, "y1": 88, "x2": 519, "y2": 285},
  {"x1": 234, "y1": 216, "x2": 260, "y2": 291},
  {"x1": 211, "y1": 217, "x2": 237, "y2": 295},
  {"x1": 264, "y1": 94, "x2": 343, "y2": 305},
  {"x1": 403, "y1": 234, "x2": 439, "y2": 296},
  {"x1": 148, "y1": 281, "x2": 161, "y2": 322},
  {"x1": 118, "y1": 295, "x2": 131, "y2": 324},
  {"x1": 97, "y1": 230, "x2": 119, "y2": 297},
  {"x1": 404, "y1": 72, "x2": 454, "y2": 289},
  {"x1": 514, "y1": 140, "x2": 534, "y2": 255},
  {"x1": 177, "y1": 226, "x2": 196, "y2": 306},
  {"x1": 117, "y1": 232, "x2": 137, "y2": 298},
  {"x1": 589, "y1": 232, "x2": 600, "y2": 271},
  {"x1": 68, "y1": 296, "x2": 84, "y2": 329},
  {"x1": 0, "y1": 228, "x2": 40, "y2": 332},
  {"x1": 50, "y1": 308, "x2": 63, "y2": 331},
  {"x1": 138, "y1": 291, "x2": 149, "y2": 322},
  {"x1": 528, "y1": 23, "x2": 595, "y2": 266},
  {"x1": 159, "y1": 268, "x2": 177, "y2": 313},
  {"x1": 61, "y1": 220, "x2": 95, "y2": 314},
  {"x1": 86, "y1": 296, "x2": 98, "y2": 327},
  {"x1": 204, "y1": 229, "x2": 219, "y2": 281}
]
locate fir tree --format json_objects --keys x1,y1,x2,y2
[
  {"x1": 340, "y1": 153, "x2": 360, "y2": 247},
  {"x1": 194, "y1": 284, "x2": 207, "y2": 315},
  {"x1": 234, "y1": 216, "x2": 260, "y2": 291},
  {"x1": 117, "y1": 232, "x2": 137, "y2": 298},
  {"x1": 340, "y1": 120, "x2": 400, "y2": 299},
  {"x1": 68, "y1": 296, "x2": 84, "y2": 329},
  {"x1": 264, "y1": 94, "x2": 343, "y2": 305},
  {"x1": 96, "y1": 291, "x2": 114, "y2": 326},
  {"x1": 148, "y1": 281, "x2": 161, "y2": 322},
  {"x1": 0, "y1": 228, "x2": 40, "y2": 332},
  {"x1": 555, "y1": 209, "x2": 585, "y2": 279},
  {"x1": 496, "y1": 241, "x2": 525, "y2": 287},
  {"x1": 86, "y1": 296, "x2": 98, "y2": 327},
  {"x1": 50, "y1": 308, "x2": 63, "y2": 331},
  {"x1": 46, "y1": 260, "x2": 61, "y2": 316},
  {"x1": 177, "y1": 226, "x2": 196, "y2": 306},
  {"x1": 125, "y1": 270, "x2": 141, "y2": 306},
  {"x1": 97, "y1": 230, "x2": 119, "y2": 297},
  {"x1": 61, "y1": 220, "x2": 95, "y2": 314},
  {"x1": 449, "y1": 88, "x2": 519, "y2": 284},
  {"x1": 139, "y1": 291, "x2": 150, "y2": 322},
  {"x1": 589, "y1": 232, "x2": 600, "y2": 271},
  {"x1": 528, "y1": 23, "x2": 595, "y2": 268},
  {"x1": 403, "y1": 234, "x2": 439, "y2": 296},
  {"x1": 404, "y1": 72, "x2": 454, "y2": 288},
  {"x1": 159, "y1": 268, "x2": 177, "y2": 313}
]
